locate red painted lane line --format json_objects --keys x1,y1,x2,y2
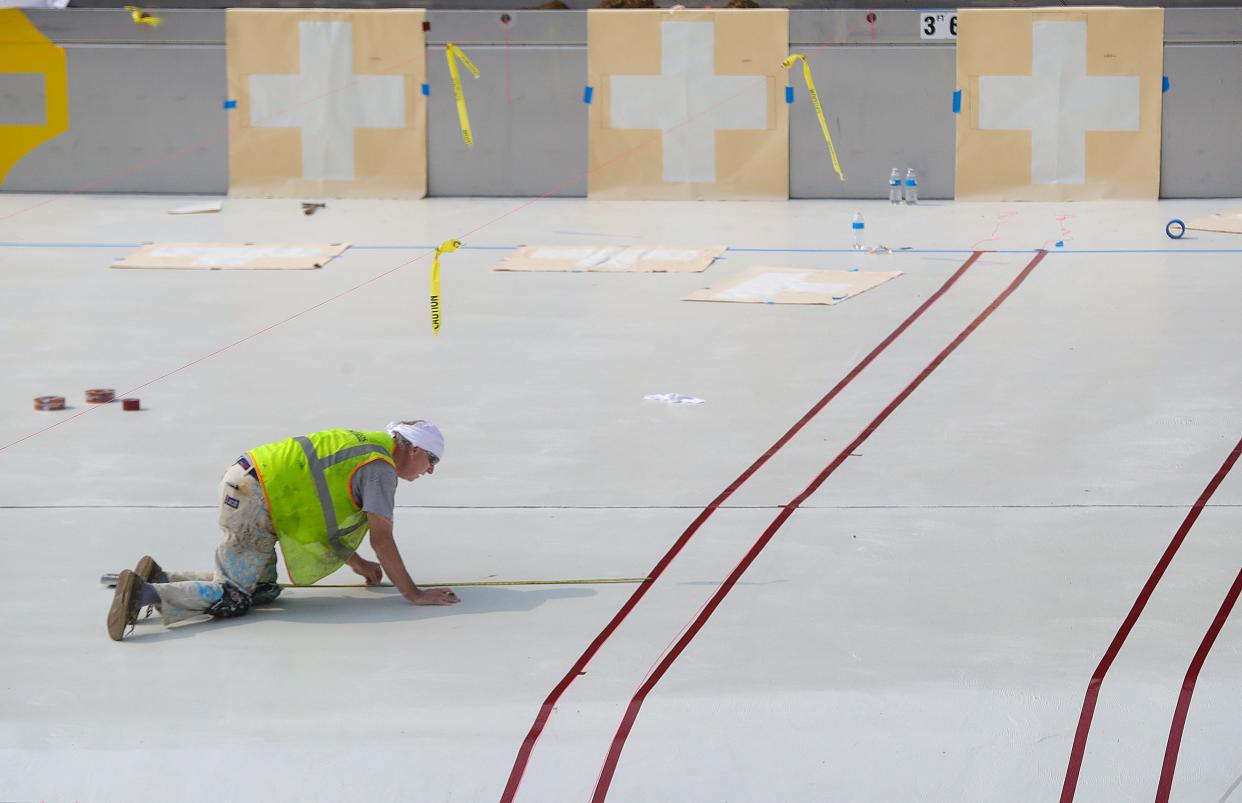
[
  {"x1": 590, "y1": 250, "x2": 1047, "y2": 802},
  {"x1": 1059, "y1": 434, "x2": 1242, "y2": 803},
  {"x1": 496, "y1": 251, "x2": 984, "y2": 802},
  {"x1": 1156, "y1": 557, "x2": 1242, "y2": 802}
]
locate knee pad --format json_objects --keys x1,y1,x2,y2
[
  {"x1": 205, "y1": 583, "x2": 253, "y2": 619},
  {"x1": 251, "y1": 582, "x2": 282, "y2": 605}
]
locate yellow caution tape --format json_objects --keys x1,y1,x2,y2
[
  {"x1": 445, "y1": 43, "x2": 480, "y2": 147},
  {"x1": 430, "y1": 238, "x2": 461, "y2": 336},
  {"x1": 123, "y1": 6, "x2": 161, "y2": 27},
  {"x1": 782, "y1": 53, "x2": 844, "y2": 182},
  {"x1": 286, "y1": 577, "x2": 652, "y2": 589}
]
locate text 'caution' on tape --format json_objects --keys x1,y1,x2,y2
[
  {"x1": 445, "y1": 43, "x2": 480, "y2": 147},
  {"x1": 782, "y1": 53, "x2": 845, "y2": 182},
  {"x1": 430, "y1": 238, "x2": 461, "y2": 336}
]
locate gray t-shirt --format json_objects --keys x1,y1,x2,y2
[{"x1": 351, "y1": 460, "x2": 398, "y2": 520}]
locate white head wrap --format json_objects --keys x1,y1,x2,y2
[{"x1": 386, "y1": 420, "x2": 445, "y2": 461}]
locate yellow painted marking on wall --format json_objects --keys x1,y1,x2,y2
[
  {"x1": 0, "y1": 10, "x2": 69, "y2": 184},
  {"x1": 445, "y1": 43, "x2": 480, "y2": 147},
  {"x1": 783, "y1": 53, "x2": 845, "y2": 182}
]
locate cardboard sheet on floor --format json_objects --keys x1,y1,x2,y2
[
  {"x1": 495, "y1": 245, "x2": 726, "y2": 273},
  {"x1": 1186, "y1": 209, "x2": 1242, "y2": 235},
  {"x1": 111, "y1": 242, "x2": 349, "y2": 270},
  {"x1": 683, "y1": 268, "x2": 901, "y2": 305}
]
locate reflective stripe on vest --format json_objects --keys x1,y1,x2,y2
[{"x1": 293, "y1": 435, "x2": 387, "y2": 560}]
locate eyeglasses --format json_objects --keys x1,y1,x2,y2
[{"x1": 424, "y1": 449, "x2": 440, "y2": 467}]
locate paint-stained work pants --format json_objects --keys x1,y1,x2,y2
[{"x1": 149, "y1": 462, "x2": 282, "y2": 625}]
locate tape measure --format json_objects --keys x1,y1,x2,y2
[
  {"x1": 100, "y1": 574, "x2": 651, "y2": 588},
  {"x1": 85, "y1": 388, "x2": 116, "y2": 404}
]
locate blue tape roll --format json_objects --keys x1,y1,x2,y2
[
  {"x1": 785, "y1": 86, "x2": 794, "y2": 104},
  {"x1": 952, "y1": 90, "x2": 961, "y2": 113},
  {"x1": 583, "y1": 85, "x2": 594, "y2": 104},
  {"x1": 1162, "y1": 75, "x2": 1170, "y2": 93},
  {"x1": 1166, "y1": 219, "x2": 1186, "y2": 239},
  {"x1": 421, "y1": 83, "x2": 430, "y2": 96},
  {"x1": 223, "y1": 99, "x2": 237, "y2": 109}
]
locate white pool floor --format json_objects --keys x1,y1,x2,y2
[{"x1": 1, "y1": 194, "x2": 1241, "y2": 803}]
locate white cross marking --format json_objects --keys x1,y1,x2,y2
[
  {"x1": 609, "y1": 21, "x2": 767, "y2": 183},
  {"x1": 249, "y1": 21, "x2": 406, "y2": 181},
  {"x1": 978, "y1": 21, "x2": 1139, "y2": 185}
]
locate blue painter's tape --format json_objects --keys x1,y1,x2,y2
[
  {"x1": 785, "y1": 86, "x2": 794, "y2": 104},
  {"x1": 952, "y1": 90, "x2": 961, "y2": 113},
  {"x1": 1166, "y1": 219, "x2": 1186, "y2": 239},
  {"x1": 1162, "y1": 75, "x2": 1170, "y2": 93},
  {"x1": 583, "y1": 85, "x2": 594, "y2": 104},
  {"x1": 421, "y1": 83, "x2": 430, "y2": 96},
  {"x1": 223, "y1": 99, "x2": 237, "y2": 109}
]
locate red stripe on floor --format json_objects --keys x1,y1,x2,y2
[
  {"x1": 590, "y1": 250, "x2": 1047, "y2": 802},
  {"x1": 497, "y1": 251, "x2": 985, "y2": 802},
  {"x1": 1155, "y1": 554, "x2": 1242, "y2": 802},
  {"x1": 1060, "y1": 434, "x2": 1242, "y2": 803}
]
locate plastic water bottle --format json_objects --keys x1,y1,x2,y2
[
  {"x1": 904, "y1": 168, "x2": 919, "y2": 204},
  {"x1": 851, "y1": 212, "x2": 865, "y2": 250},
  {"x1": 888, "y1": 168, "x2": 902, "y2": 204}
]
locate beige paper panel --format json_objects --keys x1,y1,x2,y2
[
  {"x1": 684, "y1": 268, "x2": 901, "y2": 305},
  {"x1": 112, "y1": 242, "x2": 349, "y2": 270},
  {"x1": 227, "y1": 9, "x2": 426, "y2": 199},
  {"x1": 1186, "y1": 209, "x2": 1242, "y2": 235},
  {"x1": 495, "y1": 245, "x2": 726, "y2": 273},
  {"x1": 588, "y1": 9, "x2": 788, "y2": 201},
  {"x1": 955, "y1": 7, "x2": 1163, "y2": 201}
]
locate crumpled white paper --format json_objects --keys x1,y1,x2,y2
[{"x1": 644, "y1": 393, "x2": 704, "y2": 405}]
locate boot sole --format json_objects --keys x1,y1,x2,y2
[
  {"x1": 107, "y1": 569, "x2": 139, "y2": 641},
  {"x1": 135, "y1": 555, "x2": 162, "y2": 583}
]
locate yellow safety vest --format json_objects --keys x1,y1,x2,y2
[{"x1": 248, "y1": 429, "x2": 396, "y2": 585}]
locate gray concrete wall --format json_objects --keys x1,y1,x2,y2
[{"x1": 3, "y1": 8, "x2": 1240, "y2": 198}]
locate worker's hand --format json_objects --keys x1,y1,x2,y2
[
  {"x1": 350, "y1": 558, "x2": 384, "y2": 585},
  {"x1": 404, "y1": 587, "x2": 460, "y2": 606}
]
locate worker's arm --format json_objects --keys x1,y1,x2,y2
[
  {"x1": 367, "y1": 512, "x2": 459, "y2": 606},
  {"x1": 345, "y1": 552, "x2": 383, "y2": 585}
]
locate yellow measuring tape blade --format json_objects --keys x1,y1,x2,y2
[
  {"x1": 445, "y1": 43, "x2": 481, "y2": 147},
  {"x1": 783, "y1": 53, "x2": 845, "y2": 183},
  {"x1": 284, "y1": 577, "x2": 652, "y2": 589},
  {"x1": 430, "y1": 238, "x2": 461, "y2": 336}
]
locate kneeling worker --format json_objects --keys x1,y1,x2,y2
[{"x1": 107, "y1": 420, "x2": 459, "y2": 641}]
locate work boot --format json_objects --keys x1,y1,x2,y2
[
  {"x1": 252, "y1": 583, "x2": 282, "y2": 605},
  {"x1": 134, "y1": 555, "x2": 164, "y2": 583},
  {"x1": 107, "y1": 569, "x2": 142, "y2": 641}
]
